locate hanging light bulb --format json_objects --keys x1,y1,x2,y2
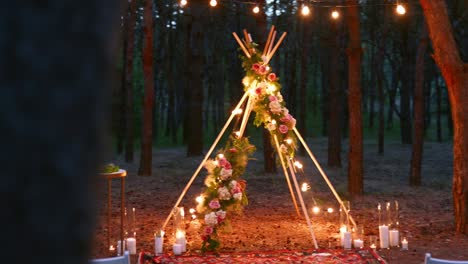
[
  {"x1": 331, "y1": 10, "x2": 340, "y2": 20},
  {"x1": 180, "y1": 0, "x2": 187, "y2": 7},
  {"x1": 301, "y1": 5, "x2": 310, "y2": 16},
  {"x1": 253, "y1": 6, "x2": 260, "y2": 14},
  {"x1": 396, "y1": 4, "x2": 406, "y2": 15},
  {"x1": 209, "y1": 0, "x2": 217, "y2": 7}
]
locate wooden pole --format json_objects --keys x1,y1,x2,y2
[
  {"x1": 161, "y1": 91, "x2": 250, "y2": 230},
  {"x1": 266, "y1": 32, "x2": 287, "y2": 64},
  {"x1": 287, "y1": 159, "x2": 319, "y2": 249},
  {"x1": 263, "y1": 26, "x2": 275, "y2": 56},
  {"x1": 293, "y1": 127, "x2": 357, "y2": 229},
  {"x1": 238, "y1": 96, "x2": 253, "y2": 137},
  {"x1": 273, "y1": 135, "x2": 301, "y2": 217},
  {"x1": 232, "y1": 32, "x2": 251, "y2": 58}
]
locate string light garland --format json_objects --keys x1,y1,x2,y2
[{"x1": 179, "y1": 0, "x2": 410, "y2": 19}]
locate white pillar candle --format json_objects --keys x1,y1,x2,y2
[
  {"x1": 126, "y1": 237, "x2": 137, "y2": 255},
  {"x1": 155, "y1": 236, "x2": 164, "y2": 255},
  {"x1": 353, "y1": 239, "x2": 364, "y2": 248},
  {"x1": 173, "y1": 243, "x2": 182, "y2": 255},
  {"x1": 339, "y1": 226, "x2": 347, "y2": 247},
  {"x1": 176, "y1": 230, "x2": 186, "y2": 252},
  {"x1": 379, "y1": 225, "x2": 389, "y2": 248},
  {"x1": 389, "y1": 230, "x2": 400, "y2": 247},
  {"x1": 343, "y1": 231, "x2": 352, "y2": 249},
  {"x1": 401, "y1": 238, "x2": 408, "y2": 250}
]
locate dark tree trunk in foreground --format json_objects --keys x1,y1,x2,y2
[
  {"x1": 138, "y1": 0, "x2": 155, "y2": 176},
  {"x1": 436, "y1": 77, "x2": 443, "y2": 142},
  {"x1": 0, "y1": 2, "x2": 120, "y2": 263},
  {"x1": 187, "y1": 0, "x2": 204, "y2": 156},
  {"x1": 327, "y1": 21, "x2": 342, "y2": 168},
  {"x1": 346, "y1": 0, "x2": 363, "y2": 195},
  {"x1": 410, "y1": 24, "x2": 428, "y2": 186},
  {"x1": 125, "y1": 0, "x2": 136, "y2": 162},
  {"x1": 420, "y1": 0, "x2": 468, "y2": 234}
]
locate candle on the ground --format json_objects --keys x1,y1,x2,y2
[
  {"x1": 109, "y1": 245, "x2": 115, "y2": 255},
  {"x1": 343, "y1": 231, "x2": 352, "y2": 249},
  {"x1": 173, "y1": 243, "x2": 182, "y2": 255},
  {"x1": 401, "y1": 238, "x2": 408, "y2": 250},
  {"x1": 353, "y1": 239, "x2": 364, "y2": 248},
  {"x1": 126, "y1": 237, "x2": 137, "y2": 254},
  {"x1": 339, "y1": 225, "x2": 347, "y2": 247},
  {"x1": 389, "y1": 229, "x2": 399, "y2": 247},
  {"x1": 370, "y1": 243, "x2": 377, "y2": 249},
  {"x1": 155, "y1": 231, "x2": 164, "y2": 255},
  {"x1": 379, "y1": 225, "x2": 389, "y2": 248},
  {"x1": 176, "y1": 230, "x2": 186, "y2": 252}
]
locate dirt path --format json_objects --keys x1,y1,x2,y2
[{"x1": 91, "y1": 138, "x2": 468, "y2": 263}]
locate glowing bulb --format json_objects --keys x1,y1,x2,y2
[
  {"x1": 253, "y1": 6, "x2": 260, "y2": 14},
  {"x1": 312, "y1": 206, "x2": 320, "y2": 214},
  {"x1": 331, "y1": 10, "x2": 340, "y2": 19},
  {"x1": 271, "y1": 120, "x2": 277, "y2": 125},
  {"x1": 396, "y1": 4, "x2": 406, "y2": 15},
  {"x1": 265, "y1": 66, "x2": 270, "y2": 71},
  {"x1": 180, "y1": 0, "x2": 187, "y2": 7},
  {"x1": 301, "y1": 182, "x2": 310, "y2": 192},
  {"x1": 232, "y1": 108, "x2": 243, "y2": 115},
  {"x1": 301, "y1": 5, "x2": 310, "y2": 16},
  {"x1": 195, "y1": 195, "x2": 204, "y2": 204},
  {"x1": 327, "y1": 207, "x2": 334, "y2": 213},
  {"x1": 209, "y1": 0, "x2": 217, "y2": 7},
  {"x1": 218, "y1": 153, "x2": 224, "y2": 159},
  {"x1": 189, "y1": 208, "x2": 196, "y2": 214},
  {"x1": 285, "y1": 138, "x2": 293, "y2": 145},
  {"x1": 294, "y1": 161, "x2": 303, "y2": 169}
]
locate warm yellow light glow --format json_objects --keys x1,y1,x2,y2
[
  {"x1": 301, "y1": 5, "x2": 310, "y2": 16},
  {"x1": 327, "y1": 207, "x2": 334, "y2": 213},
  {"x1": 312, "y1": 206, "x2": 320, "y2": 214},
  {"x1": 209, "y1": 0, "x2": 217, "y2": 7},
  {"x1": 191, "y1": 214, "x2": 197, "y2": 219},
  {"x1": 109, "y1": 245, "x2": 115, "y2": 251},
  {"x1": 232, "y1": 108, "x2": 243, "y2": 115},
  {"x1": 180, "y1": 207, "x2": 185, "y2": 217},
  {"x1": 271, "y1": 120, "x2": 277, "y2": 125},
  {"x1": 331, "y1": 10, "x2": 340, "y2": 19},
  {"x1": 218, "y1": 153, "x2": 224, "y2": 159},
  {"x1": 189, "y1": 208, "x2": 196, "y2": 214},
  {"x1": 180, "y1": 0, "x2": 187, "y2": 7},
  {"x1": 294, "y1": 161, "x2": 303, "y2": 169},
  {"x1": 396, "y1": 4, "x2": 406, "y2": 15},
  {"x1": 301, "y1": 182, "x2": 310, "y2": 192},
  {"x1": 195, "y1": 195, "x2": 204, "y2": 204},
  {"x1": 235, "y1": 131, "x2": 241, "y2": 137},
  {"x1": 176, "y1": 230, "x2": 185, "y2": 239},
  {"x1": 265, "y1": 66, "x2": 270, "y2": 71},
  {"x1": 253, "y1": 6, "x2": 260, "y2": 14},
  {"x1": 266, "y1": 84, "x2": 276, "y2": 93},
  {"x1": 285, "y1": 138, "x2": 293, "y2": 145}
]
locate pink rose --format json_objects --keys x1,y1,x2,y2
[
  {"x1": 255, "y1": 87, "x2": 262, "y2": 95},
  {"x1": 258, "y1": 65, "x2": 267, "y2": 75},
  {"x1": 223, "y1": 161, "x2": 232, "y2": 170},
  {"x1": 218, "y1": 157, "x2": 227, "y2": 167},
  {"x1": 209, "y1": 199, "x2": 221, "y2": 209},
  {"x1": 268, "y1": 73, "x2": 277, "y2": 81},
  {"x1": 217, "y1": 215, "x2": 224, "y2": 223},
  {"x1": 229, "y1": 148, "x2": 238, "y2": 153},
  {"x1": 205, "y1": 227, "x2": 214, "y2": 235},
  {"x1": 280, "y1": 114, "x2": 293, "y2": 123},
  {"x1": 269, "y1": 95, "x2": 277, "y2": 102},
  {"x1": 279, "y1": 124, "x2": 289, "y2": 134},
  {"x1": 252, "y1": 63, "x2": 260, "y2": 71},
  {"x1": 231, "y1": 186, "x2": 242, "y2": 194}
]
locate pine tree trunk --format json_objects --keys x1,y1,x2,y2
[
  {"x1": 138, "y1": 0, "x2": 155, "y2": 176},
  {"x1": 186, "y1": 0, "x2": 204, "y2": 156},
  {"x1": 346, "y1": 0, "x2": 363, "y2": 195},
  {"x1": 124, "y1": 0, "x2": 136, "y2": 162},
  {"x1": 420, "y1": 0, "x2": 468, "y2": 234},
  {"x1": 328, "y1": 21, "x2": 342, "y2": 168},
  {"x1": 409, "y1": 24, "x2": 428, "y2": 186}
]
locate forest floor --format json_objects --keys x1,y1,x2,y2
[{"x1": 91, "y1": 138, "x2": 468, "y2": 263}]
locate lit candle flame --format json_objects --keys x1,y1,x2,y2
[
  {"x1": 189, "y1": 208, "x2": 196, "y2": 214},
  {"x1": 294, "y1": 161, "x2": 303, "y2": 169},
  {"x1": 327, "y1": 207, "x2": 334, "y2": 213},
  {"x1": 312, "y1": 206, "x2": 320, "y2": 214},
  {"x1": 301, "y1": 182, "x2": 310, "y2": 192}
]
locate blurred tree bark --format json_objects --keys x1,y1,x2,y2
[
  {"x1": 346, "y1": 0, "x2": 363, "y2": 195},
  {"x1": 124, "y1": 0, "x2": 137, "y2": 162},
  {"x1": 409, "y1": 23, "x2": 428, "y2": 186},
  {"x1": 138, "y1": 0, "x2": 155, "y2": 175},
  {"x1": 420, "y1": 0, "x2": 468, "y2": 234}
]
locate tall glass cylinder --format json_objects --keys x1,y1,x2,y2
[{"x1": 173, "y1": 207, "x2": 186, "y2": 252}]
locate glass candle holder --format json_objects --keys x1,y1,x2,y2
[
  {"x1": 353, "y1": 225, "x2": 364, "y2": 248},
  {"x1": 369, "y1": 235, "x2": 377, "y2": 250},
  {"x1": 173, "y1": 207, "x2": 186, "y2": 252}
]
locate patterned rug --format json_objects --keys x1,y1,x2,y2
[{"x1": 143, "y1": 248, "x2": 386, "y2": 264}]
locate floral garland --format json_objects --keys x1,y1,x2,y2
[
  {"x1": 197, "y1": 136, "x2": 255, "y2": 252},
  {"x1": 197, "y1": 41, "x2": 297, "y2": 252}
]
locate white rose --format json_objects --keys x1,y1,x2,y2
[
  {"x1": 229, "y1": 180, "x2": 238, "y2": 188},
  {"x1": 233, "y1": 193, "x2": 243, "y2": 200},
  {"x1": 220, "y1": 168, "x2": 232, "y2": 180},
  {"x1": 204, "y1": 212, "x2": 218, "y2": 226},
  {"x1": 204, "y1": 159, "x2": 217, "y2": 173},
  {"x1": 218, "y1": 187, "x2": 232, "y2": 200}
]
